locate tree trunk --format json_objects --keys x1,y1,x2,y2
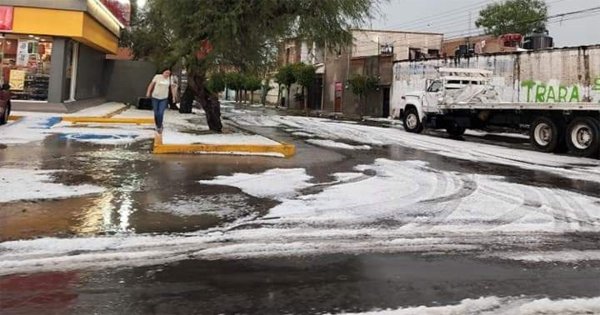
[
  {"x1": 303, "y1": 86, "x2": 308, "y2": 114},
  {"x1": 187, "y1": 69, "x2": 222, "y2": 133},
  {"x1": 286, "y1": 84, "x2": 291, "y2": 108},
  {"x1": 250, "y1": 91, "x2": 254, "y2": 104},
  {"x1": 277, "y1": 85, "x2": 281, "y2": 107}
]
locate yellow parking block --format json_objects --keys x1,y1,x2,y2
[
  {"x1": 8, "y1": 115, "x2": 23, "y2": 121},
  {"x1": 62, "y1": 117, "x2": 154, "y2": 124},
  {"x1": 152, "y1": 134, "x2": 296, "y2": 158}
]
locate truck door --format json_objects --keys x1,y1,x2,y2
[{"x1": 424, "y1": 80, "x2": 443, "y2": 112}]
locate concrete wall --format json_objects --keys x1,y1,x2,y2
[
  {"x1": 391, "y1": 45, "x2": 600, "y2": 116},
  {"x1": 47, "y1": 38, "x2": 70, "y2": 103},
  {"x1": 104, "y1": 60, "x2": 156, "y2": 105},
  {"x1": 75, "y1": 43, "x2": 106, "y2": 100}
]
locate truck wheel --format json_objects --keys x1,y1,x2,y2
[
  {"x1": 566, "y1": 117, "x2": 599, "y2": 158},
  {"x1": 403, "y1": 108, "x2": 423, "y2": 133},
  {"x1": 530, "y1": 117, "x2": 562, "y2": 153},
  {"x1": 446, "y1": 121, "x2": 466, "y2": 137}
]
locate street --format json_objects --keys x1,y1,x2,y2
[{"x1": 1, "y1": 103, "x2": 599, "y2": 314}]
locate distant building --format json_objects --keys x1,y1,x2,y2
[
  {"x1": 268, "y1": 38, "x2": 325, "y2": 109},
  {"x1": 322, "y1": 29, "x2": 443, "y2": 118},
  {"x1": 442, "y1": 34, "x2": 523, "y2": 58}
]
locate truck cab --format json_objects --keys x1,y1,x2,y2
[{"x1": 400, "y1": 68, "x2": 493, "y2": 135}]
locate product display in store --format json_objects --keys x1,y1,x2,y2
[{"x1": 0, "y1": 35, "x2": 52, "y2": 101}]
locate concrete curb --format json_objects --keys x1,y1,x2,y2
[{"x1": 152, "y1": 134, "x2": 296, "y2": 158}]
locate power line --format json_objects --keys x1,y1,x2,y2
[
  {"x1": 383, "y1": 0, "x2": 496, "y2": 30},
  {"x1": 444, "y1": 5, "x2": 600, "y2": 39},
  {"x1": 383, "y1": 0, "x2": 577, "y2": 35}
]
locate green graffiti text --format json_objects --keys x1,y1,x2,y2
[{"x1": 522, "y1": 80, "x2": 581, "y2": 103}]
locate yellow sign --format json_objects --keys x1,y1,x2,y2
[{"x1": 9, "y1": 69, "x2": 25, "y2": 91}]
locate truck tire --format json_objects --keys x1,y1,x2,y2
[
  {"x1": 530, "y1": 116, "x2": 563, "y2": 153},
  {"x1": 446, "y1": 120, "x2": 466, "y2": 137},
  {"x1": 566, "y1": 117, "x2": 599, "y2": 158},
  {"x1": 403, "y1": 107, "x2": 423, "y2": 133}
]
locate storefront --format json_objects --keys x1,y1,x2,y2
[
  {"x1": 0, "y1": 1, "x2": 124, "y2": 104},
  {"x1": 1, "y1": 34, "x2": 53, "y2": 101}
]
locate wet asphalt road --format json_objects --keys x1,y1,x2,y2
[{"x1": 0, "y1": 106, "x2": 599, "y2": 314}]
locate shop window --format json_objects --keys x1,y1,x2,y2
[{"x1": 0, "y1": 34, "x2": 52, "y2": 101}]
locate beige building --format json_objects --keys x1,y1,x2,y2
[
  {"x1": 323, "y1": 29, "x2": 443, "y2": 118},
  {"x1": 442, "y1": 34, "x2": 523, "y2": 58}
]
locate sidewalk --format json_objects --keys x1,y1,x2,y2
[
  {"x1": 3, "y1": 102, "x2": 295, "y2": 158},
  {"x1": 11, "y1": 98, "x2": 107, "y2": 114}
]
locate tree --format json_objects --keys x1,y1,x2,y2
[
  {"x1": 224, "y1": 72, "x2": 244, "y2": 103},
  {"x1": 206, "y1": 72, "x2": 226, "y2": 94},
  {"x1": 260, "y1": 81, "x2": 273, "y2": 106},
  {"x1": 293, "y1": 63, "x2": 317, "y2": 112},
  {"x1": 475, "y1": 0, "x2": 548, "y2": 37},
  {"x1": 129, "y1": 0, "x2": 380, "y2": 130},
  {"x1": 275, "y1": 65, "x2": 296, "y2": 108},
  {"x1": 244, "y1": 76, "x2": 263, "y2": 104},
  {"x1": 347, "y1": 74, "x2": 378, "y2": 117}
]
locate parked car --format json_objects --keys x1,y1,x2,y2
[{"x1": 0, "y1": 84, "x2": 11, "y2": 125}]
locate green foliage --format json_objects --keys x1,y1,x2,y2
[
  {"x1": 293, "y1": 63, "x2": 317, "y2": 90},
  {"x1": 475, "y1": 0, "x2": 548, "y2": 36},
  {"x1": 224, "y1": 72, "x2": 244, "y2": 91},
  {"x1": 244, "y1": 76, "x2": 263, "y2": 92},
  {"x1": 275, "y1": 65, "x2": 297, "y2": 88},
  {"x1": 206, "y1": 72, "x2": 226, "y2": 93},
  {"x1": 347, "y1": 74, "x2": 378, "y2": 98},
  {"x1": 129, "y1": 0, "x2": 381, "y2": 75}
]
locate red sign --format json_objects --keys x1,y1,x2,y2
[
  {"x1": 100, "y1": 0, "x2": 130, "y2": 26},
  {"x1": 0, "y1": 6, "x2": 13, "y2": 31},
  {"x1": 196, "y1": 40, "x2": 213, "y2": 60}
]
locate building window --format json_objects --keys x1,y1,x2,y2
[{"x1": 0, "y1": 34, "x2": 52, "y2": 101}]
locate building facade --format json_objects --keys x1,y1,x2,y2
[
  {"x1": 322, "y1": 29, "x2": 443, "y2": 118},
  {"x1": 267, "y1": 38, "x2": 325, "y2": 109},
  {"x1": 0, "y1": 0, "x2": 122, "y2": 105}
]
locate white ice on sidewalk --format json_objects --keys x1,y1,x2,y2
[
  {"x1": 0, "y1": 168, "x2": 105, "y2": 203},
  {"x1": 63, "y1": 102, "x2": 126, "y2": 117},
  {"x1": 161, "y1": 130, "x2": 280, "y2": 146}
]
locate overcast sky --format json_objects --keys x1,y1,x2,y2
[
  {"x1": 136, "y1": 0, "x2": 599, "y2": 47},
  {"x1": 370, "y1": 0, "x2": 600, "y2": 47}
]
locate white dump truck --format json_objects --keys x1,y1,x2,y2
[{"x1": 396, "y1": 68, "x2": 600, "y2": 158}]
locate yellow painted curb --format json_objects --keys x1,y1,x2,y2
[
  {"x1": 8, "y1": 115, "x2": 24, "y2": 121},
  {"x1": 153, "y1": 134, "x2": 296, "y2": 158},
  {"x1": 61, "y1": 117, "x2": 154, "y2": 124}
]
